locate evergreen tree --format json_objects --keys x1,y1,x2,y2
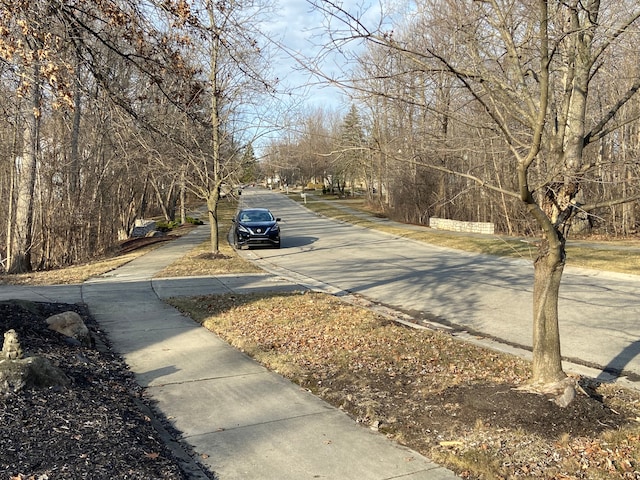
[
  {"x1": 336, "y1": 104, "x2": 366, "y2": 194},
  {"x1": 240, "y1": 143, "x2": 258, "y2": 183}
]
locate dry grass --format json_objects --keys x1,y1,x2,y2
[
  {"x1": 156, "y1": 200, "x2": 262, "y2": 278},
  {"x1": 155, "y1": 200, "x2": 262, "y2": 277},
  {"x1": 155, "y1": 238, "x2": 262, "y2": 277},
  {"x1": 294, "y1": 194, "x2": 640, "y2": 275},
  {"x1": 169, "y1": 290, "x2": 640, "y2": 480},
  {"x1": 156, "y1": 240, "x2": 263, "y2": 278},
  {"x1": 0, "y1": 244, "x2": 165, "y2": 286},
  {"x1": 168, "y1": 291, "x2": 531, "y2": 388},
  {"x1": 566, "y1": 245, "x2": 640, "y2": 274}
]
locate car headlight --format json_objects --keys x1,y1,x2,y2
[{"x1": 237, "y1": 225, "x2": 250, "y2": 233}]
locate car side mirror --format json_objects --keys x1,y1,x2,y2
[{"x1": 276, "y1": 218, "x2": 281, "y2": 222}]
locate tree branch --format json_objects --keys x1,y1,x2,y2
[
  {"x1": 412, "y1": 154, "x2": 521, "y2": 200},
  {"x1": 580, "y1": 194, "x2": 640, "y2": 213}
]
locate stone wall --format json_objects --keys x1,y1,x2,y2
[{"x1": 429, "y1": 217, "x2": 494, "y2": 235}]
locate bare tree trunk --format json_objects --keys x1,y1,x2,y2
[
  {"x1": 492, "y1": 150, "x2": 513, "y2": 236},
  {"x1": 150, "y1": 177, "x2": 176, "y2": 221},
  {"x1": 8, "y1": 62, "x2": 40, "y2": 274},
  {"x1": 207, "y1": 2, "x2": 223, "y2": 255},
  {"x1": 180, "y1": 165, "x2": 187, "y2": 224},
  {"x1": 531, "y1": 237, "x2": 566, "y2": 385},
  {"x1": 207, "y1": 189, "x2": 221, "y2": 253},
  {"x1": 70, "y1": 42, "x2": 82, "y2": 198},
  {"x1": 5, "y1": 115, "x2": 19, "y2": 268},
  {"x1": 623, "y1": 167, "x2": 635, "y2": 234}
]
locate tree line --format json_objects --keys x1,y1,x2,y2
[
  {"x1": 0, "y1": 0, "x2": 276, "y2": 274},
  {"x1": 266, "y1": 0, "x2": 640, "y2": 240}
]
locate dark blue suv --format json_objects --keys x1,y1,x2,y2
[{"x1": 232, "y1": 208, "x2": 281, "y2": 249}]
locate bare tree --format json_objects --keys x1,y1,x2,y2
[
  {"x1": 0, "y1": 0, "x2": 202, "y2": 271},
  {"x1": 0, "y1": 1, "x2": 48, "y2": 273},
  {"x1": 157, "y1": 0, "x2": 283, "y2": 255},
  {"x1": 309, "y1": 0, "x2": 640, "y2": 394}
]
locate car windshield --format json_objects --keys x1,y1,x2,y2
[{"x1": 240, "y1": 210, "x2": 273, "y2": 222}]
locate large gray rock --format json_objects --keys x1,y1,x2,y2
[
  {"x1": 0, "y1": 355, "x2": 70, "y2": 396},
  {"x1": 46, "y1": 311, "x2": 92, "y2": 347},
  {"x1": 1, "y1": 329, "x2": 70, "y2": 395}
]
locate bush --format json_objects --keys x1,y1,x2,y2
[
  {"x1": 156, "y1": 217, "x2": 203, "y2": 232},
  {"x1": 156, "y1": 220, "x2": 180, "y2": 232}
]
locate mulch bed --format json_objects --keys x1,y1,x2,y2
[{"x1": 0, "y1": 300, "x2": 207, "y2": 480}]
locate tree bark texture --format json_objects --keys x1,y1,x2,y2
[
  {"x1": 531, "y1": 238, "x2": 567, "y2": 385},
  {"x1": 207, "y1": 190, "x2": 220, "y2": 254},
  {"x1": 8, "y1": 62, "x2": 41, "y2": 274}
]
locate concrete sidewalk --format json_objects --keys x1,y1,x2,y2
[{"x1": 1, "y1": 226, "x2": 459, "y2": 480}]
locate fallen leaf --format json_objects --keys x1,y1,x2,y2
[{"x1": 439, "y1": 441, "x2": 463, "y2": 447}]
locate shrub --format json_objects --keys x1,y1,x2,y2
[{"x1": 156, "y1": 220, "x2": 180, "y2": 232}]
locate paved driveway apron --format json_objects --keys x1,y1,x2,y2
[{"x1": 238, "y1": 188, "x2": 640, "y2": 382}]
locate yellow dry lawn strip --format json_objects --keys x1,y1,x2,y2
[
  {"x1": 156, "y1": 201, "x2": 262, "y2": 277},
  {"x1": 155, "y1": 239, "x2": 262, "y2": 277},
  {"x1": 169, "y1": 291, "x2": 531, "y2": 389},
  {"x1": 294, "y1": 193, "x2": 640, "y2": 275},
  {"x1": 0, "y1": 244, "x2": 164, "y2": 286}
]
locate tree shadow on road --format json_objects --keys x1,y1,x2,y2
[{"x1": 597, "y1": 340, "x2": 640, "y2": 382}]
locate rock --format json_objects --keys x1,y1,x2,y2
[
  {"x1": 63, "y1": 337, "x2": 82, "y2": 347},
  {"x1": 0, "y1": 355, "x2": 70, "y2": 396},
  {"x1": 2, "y1": 329, "x2": 23, "y2": 359},
  {"x1": 46, "y1": 311, "x2": 92, "y2": 347},
  {"x1": 553, "y1": 385, "x2": 577, "y2": 408}
]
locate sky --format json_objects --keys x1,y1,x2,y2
[
  {"x1": 248, "y1": 0, "x2": 391, "y2": 154},
  {"x1": 263, "y1": 0, "x2": 383, "y2": 113}
]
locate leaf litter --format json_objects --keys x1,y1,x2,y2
[{"x1": 170, "y1": 290, "x2": 640, "y2": 480}]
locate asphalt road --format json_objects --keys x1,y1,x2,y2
[{"x1": 236, "y1": 187, "x2": 640, "y2": 382}]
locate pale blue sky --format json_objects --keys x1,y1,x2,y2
[
  {"x1": 250, "y1": 0, "x2": 386, "y2": 153},
  {"x1": 265, "y1": 0, "x2": 382, "y2": 112}
]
